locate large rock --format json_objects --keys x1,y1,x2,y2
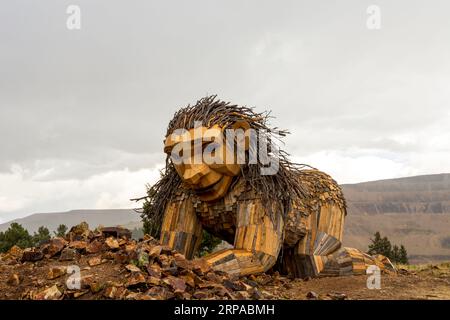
[
  {"x1": 163, "y1": 276, "x2": 186, "y2": 293},
  {"x1": 125, "y1": 272, "x2": 147, "y2": 288},
  {"x1": 88, "y1": 256, "x2": 103, "y2": 267},
  {"x1": 125, "y1": 264, "x2": 141, "y2": 273},
  {"x1": 59, "y1": 248, "x2": 80, "y2": 261},
  {"x1": 40, "y1": 238, "x2": 67, "y2": 258},
  {"x1": 104, "y1": 286, "x2": 128, "y2": 299},
  {"x1": 47, "y1": 266, "x2": 67, "y2": 280},
  {"x1": 105, "y1": 237, "x2": 120, "y2": 250},
  {"x1": 21, "y1": 248, "x2": 44, "y2": 262},
  {"x1": 67, "y1": 222, "x2": 90, "y2": 241},
  {"x1": 33, "y1": 285, "x2": 63, "y2": 300},
  {"x1": 8, "y1": 246, "x2": 24, "y2": 259},
  {"x1": 100, "y1": 227, "x2": 132, "y2": 239},
  {"x1": 114, "y1": 252, "x2": 129, "y2": 264},
  {"x1": 86, "y1": 240, "x2": 104, "y2": 254},
  {"x1": 90, "y1": 281, "x2": 105, "y2": 294},
  {"x1": 68, "y1": 240, "x2": 88, "y2": 251}
]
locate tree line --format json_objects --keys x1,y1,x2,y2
[
  {"x1": 0, "y1": 223, "x2": 68, "y2": 253},
  {"x1": 0, "y1": 222, "x2": 221, "y2": 256},
  {"x1": 368, "y1": 231, "x2": 409, "y2": 264}
]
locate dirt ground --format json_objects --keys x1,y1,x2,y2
[
  {"x1": 2, "y1": 255, "x2": 449, "y2": 300},
  {"x1": 261, "y1": 269, "x2": 450, "y2": 300},
  {"x1": 1, "y1": 229, "x2": 450, "y2": 300}
]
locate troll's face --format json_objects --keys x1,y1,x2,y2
[{"x1": 163, "y1": 122, "x2": 250, "y2": 202}]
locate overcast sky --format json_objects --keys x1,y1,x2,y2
[{"x1": 1, "y1": 0, "x2": 449, "y2": 223}]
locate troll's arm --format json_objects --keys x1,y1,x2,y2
[{"x1": 204, "y1": 199, "x2": 283, "y2": 276}]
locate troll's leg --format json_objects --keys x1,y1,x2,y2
[
  {"x1": 279, "y1": 203, "x2": 395, "y2": 277},
  {"x1": 279, "y1": 203, "x2": 345, "y2": 277},
  {"x1": 204, "y1": 200, "x2": 284, "y2": 276},
  {"x1": 160, "y1": 196, "x2": 203, "y2": 259}
]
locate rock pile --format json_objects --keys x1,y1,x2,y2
[{"x1": 0, "y1": 222, "x2": 278, "y2": 300}]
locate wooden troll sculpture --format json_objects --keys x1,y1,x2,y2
[{"x1": 141, "y1": 96, "x2": 394, "y2": 278}]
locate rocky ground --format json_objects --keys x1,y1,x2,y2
[{"x1": 1, "y1": 222, "x2": 449, "y2": 300}]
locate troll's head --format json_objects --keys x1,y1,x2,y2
[{"x1": 141, "y1": 96, "x2": 309, "y2": 236}]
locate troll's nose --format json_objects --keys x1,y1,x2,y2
[{"x1": 182, "y1": 164, "x2": 210, "y2": 185}]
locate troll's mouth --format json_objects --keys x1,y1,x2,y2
[{"x1": 189, "y1": 176, "x2": 226, "y2": 193}]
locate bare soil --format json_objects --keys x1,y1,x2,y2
[{"x1": 2, "y1": 252, "x2": 449, "y2": 300}]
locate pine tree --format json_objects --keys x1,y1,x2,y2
[
  {"x1": 399, "y1": 245, "x2": 409, "y2": 264},
  {"x1": 368, "y1": 231, "x2": 392, "y2": 257},
  {"x1": 33, "y1": 226, "x2": 51, "y2": 246},
  {"x1": 368, "y1": 231, "x2": 382, "y2": 255},
  {"x1": 198, "y1": 230, "x2": 222, "y2": 256},
  {"x1": 0, "y1": 223, "x2": 34, "y2": 252},
  {"x1": 54, "y1": 224, "x2": 68, "y2": 237},
  {"x1": 392, "y1": 245, "x2": 400, "y2": 262},
  {"x1": 380, "y1": 236, "x2": 392, "y2": 258},
  {"x1": 367, "y1": 231, "x2": 409, "y2": 264}
]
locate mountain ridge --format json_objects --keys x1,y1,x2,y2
[{"x1": 0, "y1": 209, "x2": 142, "y2": 233}]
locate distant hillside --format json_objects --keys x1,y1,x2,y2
[
  {"x1": 0, "y1": 209, "x2": 142, "y2": 233},
  {"x1": 342, "y1": 173, "x2": 450, "y2": 215},
  {"x1": 342, "y1": 173, "x2": 450, "y2": 264}
]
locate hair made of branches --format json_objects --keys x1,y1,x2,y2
[{"x1": 136, "y1": 95, "x2": 328, "y2": 237}]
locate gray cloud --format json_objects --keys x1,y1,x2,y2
[{"x1": 1, "y1": 0, "x2": 449, "y2": 219}]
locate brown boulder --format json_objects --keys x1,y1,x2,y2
[
  {"x1": 180, "y1": 273, "x2": 196, "y2": 288},
  {"x1": 114, "y1": 252, "x2": 130, "y2": 264},
  {"x1": 101, "y1": 251, "x2": 116, "y2": 260},
  {"x1": 41, "y1": 237, "x2": 67, "y2": 258},
  {"x1": 59, "y1": 248, "x2": 80, "y2": 261},
  {"x1": 327, "y1": 292, "x2": 347, "y2": 300},
  {"x1": 149, "y1": 245, "x2": 162, "y2": 257},
  {"x1": 86, "y1": 240, "x2": 104, "y2": 254},
  {"x1": 173, "y1": 253, "x2": 192, "y2": 270},
  {"x1": 156, "y1": 254, "x2": 172, "y2": 268},
  {"x1": 147, "y1": 264, "x2": 162, "y2": 278},
  {"x1": 80, "y1": 275, "x2": 95, "y2": 289},
  {"x1": 7, "y1": 245, "x2": 24, "y2": 259},
  {"x1": 125, "y1": 264, "x2": 141, "y2": 272},
  {"x1": 88, "y1": 256, "x2": 103, "y2": 267},
  {"x1": 191, "y1": 259, "x2": 211, "y2": 276},
  {"x1": 255, "y1": 274, "x2": 272, "y2": 285},
  {"x1": 105, "y1": 237, "x2": 120, "y2": 249},
  {"x1": 306, "y1": 291, "x2": 319, "y2": 299},
  {"x1": 90, "y1": 281, "x2": 105, "y2": 293},
  {"x1": 67, "y1": 222, "x2": 90, "y2": 241},
  {"x1": 163, "y1": 276, "x2": 186, "y2": 293},
  {"x1": 125, "y1": 243, "x2": 137, "y2": 253},
  {"x1": 21, "y1": 248, "x2": 44, "y2": 262},
  {"x1": 68, "y1": 240, "x2": 88, "y2": 251},
  {"x1": 147, "y1": 276, "x2": 161, "y2": 286},
  {"x1": 33, "y1": 285, "x2": 63, "y2": 300},
  {"x1": 234, "y1": 290, "x2": 250, "y2": 299},
  {"x1": 146, "y1": 286, "x2": 174, "y2": 300},
  {"x1": 249, "y1": 287, "x2": 264, "y2": 300},
  {"x1": 125, "y1": 272, "x2": 147, "y2": 287},
  {"x1": 104, "y1": 286, "x2": 128, "y2": 299},
  {"x1": 100, "y1": 226, "x2": 132, "y2": 239},
  {"x1": 223, "y1": 279, "x2": 246, "y2": 291},
  {"x1": 192, "y1": 290, "x2": 210, "y2": 299},
  {"x1": 47, "y1": 266, "x2": 67, "y2": 280}
]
